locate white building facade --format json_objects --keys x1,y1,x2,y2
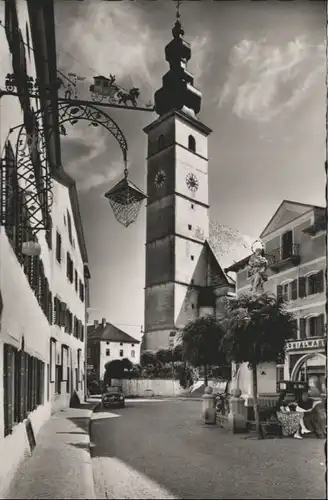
[
  {"x1": 0, "y1": 1, "x2": 90, "y2": 495},
  {"x1": 87, "y1": 319, "x2": 140, "y2": 383}
]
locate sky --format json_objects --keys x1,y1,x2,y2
[{"x1": 52, "y1": 0, "x2": 325, "y2": 340}]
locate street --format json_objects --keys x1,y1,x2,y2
[{"x1": 90, "y1": 399, "x2": 326, "y2": 499}]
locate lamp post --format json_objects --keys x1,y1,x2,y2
[{"x1": 0, "y1": 70, "x2": 153, "y2": 241}]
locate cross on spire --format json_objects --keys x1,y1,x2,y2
[{"x1": 176, "y1": 0, "x2": 181, "y2": 20}]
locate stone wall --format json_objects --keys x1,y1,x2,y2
[{"x1": 111, "y1": 378, "x2": 186, "y2": 398}]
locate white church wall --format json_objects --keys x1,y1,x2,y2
[
  {"x1": 175, "y1": 117, "x2": 209, "y2": 159},
  {"x1": 175, "y1": 196, "x2": 209, "y2": 241}
]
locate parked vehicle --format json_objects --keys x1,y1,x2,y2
[{"x1": 102, "y1": 386, "x2": 125, "y2": 409}]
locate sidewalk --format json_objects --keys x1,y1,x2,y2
[{"x1": 4, "y1": 401, "x2": 99, "y2": 500}]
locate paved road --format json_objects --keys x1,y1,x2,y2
[{"x1": 90, "y1": 399, "x2": 326, "y2": 499}]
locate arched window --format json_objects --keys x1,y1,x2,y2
[
  {"x1": 280, "y1": 279, "x2": 293, "y2": 301},
  {"x1": 157, "y1": 134, "x2": 164, "y2": 151},
  {"x1": 188, "y1": 134, "x2": 196, "y2": 153}
]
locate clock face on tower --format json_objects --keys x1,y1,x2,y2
[
  {"x1": 185, "y1": 172, "x2": 199, "y2": 192},
  {"x1": 154, "y1": 169, "x2": 167, "y2": 188}
]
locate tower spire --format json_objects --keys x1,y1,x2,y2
[{"x1": 154, "y1": 1, "x2": 202, "y2": 117}]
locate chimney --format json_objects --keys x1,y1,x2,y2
[
  {"x1": 94, "y1": 320, "x2": 99, "y2": 327},
  {"x1": 102, "y1": 318, "x2": 106, "y2": 327}
]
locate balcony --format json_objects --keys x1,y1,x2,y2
[{"x1": 267, "y1": 243, "x2": 300, "y2": 272}]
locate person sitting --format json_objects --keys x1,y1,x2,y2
[{"x1": 294, "y1": 391, "x2": 324, "y2": 439}]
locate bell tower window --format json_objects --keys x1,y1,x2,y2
[{"x1": 188, "y1": 135, "x2": 196, "y2": 153}]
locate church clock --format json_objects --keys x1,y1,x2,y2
[
  {"x1": 186, "y1": 172, "x2": 199, "y2": 192},
  {"x1": 154, "y1": 169, "x2": 167, "y2": 188}
]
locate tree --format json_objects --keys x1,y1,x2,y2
[
  {"x1": 104, "y1": 359, "x2": 124, "y2": 386},
  {"x1": 140, "y1": 350, "x2": 158, "y2": 367},
  {"x1": 121, "y1": 358, "x2": 134, "y2": 378},
  {"x1": 221, "y1": 292, "x2": 297, "y2": 439},
  {"x1": 156, "y1": 349, "x2": 169, "y2": 365},
  {"x1": 180, "y1": 315, "x2": 227, "y2": 386}
]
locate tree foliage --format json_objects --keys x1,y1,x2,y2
[
  {"x1": 221, "y1": 293, "x2": 297, "y2": 368},
  {"x1": 221, "y1": 292, "x2": 297, "y2": 439},
  {"x1": 140, "y1": 350, "x2": 158, "y2": 367},
  {"x1": 104, "y1": 358, "x2": 136, "y2": 385},
  {"x1": 180, "y1": 315, "x2": 228, "y2": 385}
]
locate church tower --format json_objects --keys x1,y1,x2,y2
[{"x1": 143, "y1": 13, "x2": 212, "y2": 351}]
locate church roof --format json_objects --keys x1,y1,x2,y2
[
  {"x1": 87, "y1": 322, "x2": 139, "y2": 344},
  {"x1": 209, "y1": 221, "x2": 254, "y2": 275}
]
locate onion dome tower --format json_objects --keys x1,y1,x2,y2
[{"x1": 154, "y1": 6, "x2": 202, "y2": 118}]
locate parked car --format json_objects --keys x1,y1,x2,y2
[{"x1": 102, "y1": 386, "x2": 125, "y2": 409}]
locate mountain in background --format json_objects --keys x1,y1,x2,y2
[{"x1": 209, "y1": 220, "x2": 254, "y2": 273}]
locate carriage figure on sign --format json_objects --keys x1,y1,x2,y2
[
  {"x1": 89, "y1": 75, "x2": 142, "y2": 107},
  {"x1": 89, "y1": 75, "x2": 119, "y2": 103}
]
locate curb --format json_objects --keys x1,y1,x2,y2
[{"x1": 85, "y1": 401, "x2": 102, "y2": 500}]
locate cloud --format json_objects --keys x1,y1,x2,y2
[
  {"x1": 219, "y1": 37, "x2": 325, "y2": 122},
  {"x1": 61, "y1": 125, "x2": 122, "y2": 192},
  {"x1": 55, "y1": 0, "x2": 160, "y2": 96}
]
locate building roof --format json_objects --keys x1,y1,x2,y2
[
  {"x1": 87, "y1": 322, "x2": 140, "y2": 344},
  {"x1": 260, "y1": 200, "x2": 324, "y2": 238},
  {"x1": 224, "y1": 200, "x2": 325, "y2": 273}
]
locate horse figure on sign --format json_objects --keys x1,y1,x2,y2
[{"x1": 117, "y1": 87, "x2": 140, "y2": 107}]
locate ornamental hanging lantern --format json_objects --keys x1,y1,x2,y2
[
  {"x1": 104, "y1": 162, "x2": 147, "y2": 228},
  {"x1": 22, "y1": 241, "x2": 41, "y2": 256}
]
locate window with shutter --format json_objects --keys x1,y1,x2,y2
[
  {"x1": 3, "y1": 344, "x2": 15, "y2": 436},
  {"x1": 19, "y1": 351, "x2": 25, "y2": 421},
  {"x1": 39, "y1": 362, "x2": 45, "y2": 405},
  {"x1": 24, "y1": 352, "x2": 29, "y2": 413},
  {"x1": 60, "y1": 302, "x2": 67, "y2": 327},
  {"x1": 316, "y1": 270, "x2": 324, "y2": 293},
  {"x1": 74, "y1": 317, "x2": 78, "y2": 338},
  {"x1": 281, "y1": 282, "x2": 290, "y2": 301},
  {"x1": 316, "y1": 314, "x2": 325, "y2": 337},
  {"x1": 77, "y1": 320, "x2": 81, "y2": 340},
  {"x1": 276, "y1": 285, "x2": 283, "y2": 299},
  {"x1": 27, "y1": 356, "x2": 33, "y2": 413},
  {"x1": 31, "y1": 255, "x2": 39, "y2": 292},
  {"x1": 307, "y1": 274, "x2": 317, "y2": 295},
  {"x1": 15, "y1": 192, "x2": 24, "y2": 264},
  {"x1": 288, "y1": 319, "x2": 298, "y2": 340},
  {"x1": 299, "y1": 318, "x2": 306, "y2": 339},
  {"x1": 36, "y1": 260, "x2": 43, "y2": 303},
  {"x1": 45, "y1": 215, "x2": 52, "y2": 249},
  {"x1": 67, "y1": 211, "x2": 73, "y2": 244},
  {"x1": 42, "y1": 278, "x2": 49, "y2": 316},
  {"x1": 54, "y1": 297, "x2": 58, "y2": 325},
  {"x1": 48, "y1": 291, "x2": 53, "y2": 324},
  {"x1": 50, "y1": 339, "x2": 56, "y2": 383},
  {"x1": 298, "y1": 277, "x2": 306, "y2": 298},
  {"x1": 79, "y1": 280, "x2": 84, "y2": 302},
  {"x1": 291, "y1": 279, "x2": 298, "y2": 300},
  {"x1": 281, "y1": 230, "x2": 293, "y2": 260},
  {"x1": 56, "y1": 231, "x2": 62, "y2": 263}
]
